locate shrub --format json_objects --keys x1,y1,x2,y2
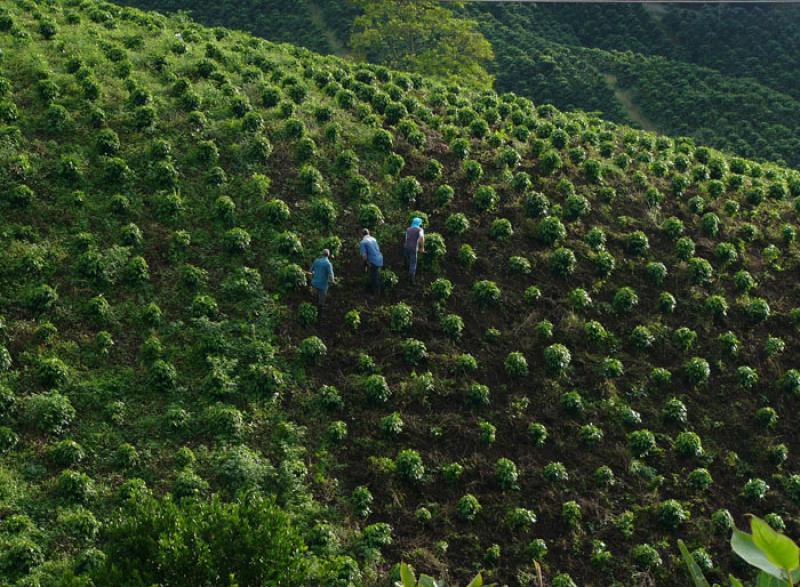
[
  {"x1": 0, "y1": 538, "x2": 44, "y2": 578},
  {"x1": 673, "y1": 327, "x2": 697, "y2": 352},
  {"x1": 473, "y1": 185, "x2": 498, "y2": 211},
  {"x1": 434, "y1": 184, "x2": 455, "y2": 207},
  {"x1": 389, "y1": 303, "x2": 413, "y2": 332},
  {"x1": 380, "y1": 412, "x2": 403, "y2": 437},
  {"x1": 445, "y1": 212, "x2": 470, "y2": 235},
  {"x1": 297, "y1": 336, "x2": 327, "y2": 363},
  {"x1": 562, "y1": 500, "x2": 582, "y2": 529},
  {"x1": 458, "y1": 244, "x2": 477, "y2": 267},
  {"x1": 741, "y1": 478, "x2": 769, "y2": 501},
  {"x1": 472, "y1": 280, "x2": 501, "y2": 307},
  {"x1": 544, "y1": 344, "x2": 571, "y2": 375},
  {"x1": 782, "y1": 369, "x2": 800, "y2": 396},
  {"x1": 396, "y1": 176, "x2": 422, "y2": 205},
  {"x1": 524, "y1": 286, "x2": 542, "y2": 305},
  {"x1": 430, "y1": 278, "x2": 453, "y2": 302},
  {"x1": 489, "y1": 218, "x2": 514, "y2": 241},
  {"x1": 401, "y1": 339, "x2": 427, "y2": 366},
  {"x1": 479, "y1": 420, "x2": 496, "y2": 444},
  {"x1": 579, "y1": 424, "x2": 604, "y2": 446},
  {"x1": 543, "y1": 462, "x2": 568, "y2": 483},
  {"x1": 351, "y1": 486, "x2": 373, "y2": 519},
  {"x1": 674, "y1": 431, "x2": 704, "y2": 458},
  {"x1": 395, "y1": 449, "x2": 424, "y2": 482},
  {"x1": 536, "y1": 216, "x2": 566, "y2": 245},
  {"x1": 688, "y1": 257, "x2": 713, "y2": 285},
  {"x1": 549, "y1": 247, "x2": 577, "y2": 278},
  {"x1": 612, "y1": 287, "x2": 639, "y2": 313},
  {"x1": 564, "y1": 194, "x2": 591, "y2": 221},
  {"x1": 466, "y1": 384, "x2": 490, "y2": 407},
  {"x1": 687, "y1": 468, "x2": 713, "y2": 490},
  {"x1": 628, "y1": 429, "x2": 656, "y2": 457},
  {"x1": 528, "y1": 423, "x2": 548, "y2": 447},
  {"x1": 632, "y1": 544, "x2": 662, "y2": 570},
  {"x1": 440, "y1": 314, "x2": 464, "y2": 341},
  {"x1": 25, "y1": 392, "x2": 75, "y2": 435},
  {"x1": 561, "y1": 391, "x2": 584, "y2": 417},
  {"x1": 495, "y1": 458, "x2": 519, "y2": 490},
  {"x1": 456, "y1": 494, "x2": 481, "y2": 521},
  {"x1": 223, "y1": 228, "x2": 251, "y2": 253},
  {"x1": 95, "y1": 494, "x2": 309, "y2": 585},
  {"x1": 745, "y1": 297, "x2": 771, "y2": 323},
  {"x1": 55, "y1": 470, "x2": 95, "y2": 503},
  {"x1": 363, "y1": 375, "x2": 391, "y2": 404},
  {"x1": 683, "y1": 357, "x2": 710, "y2": 386},
  {"x1": 657, "y1": 499, "x2": 689, "y2": 529},
  {"x1": 504, "y1": 352, "x2": 529, "y2": 378},
  {"x1": 147, "y1": 358, "x2": 177, "y2": 392},
  {"x1": 524, "y1": 192, "x2": 550, "y2": 218}
]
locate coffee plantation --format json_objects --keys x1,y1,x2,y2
[{"x1": 1, "y1": 0, "x2": 800, "y2": 585}]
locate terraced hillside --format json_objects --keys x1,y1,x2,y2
[
  {"x1": 2, "y1": 1, "x2": 800, "y2": 585},
  {"x1": 112, "y1": 0, "x2": 800, "y2": 169}
]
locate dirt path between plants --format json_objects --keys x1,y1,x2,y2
[
  {"x1": 603, "y1": 73, "x2": 658, "y2": 132},
  {"x1": 308, "y1": 0, "x2": 348, "y2": 57}
]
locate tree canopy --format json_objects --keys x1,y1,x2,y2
[{"x1": 350, "y1": 0, "x2": 494, "y2": 89}]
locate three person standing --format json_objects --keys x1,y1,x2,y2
[{"x1": 310, "y1": 223, "x2": 425, "y2": 307}]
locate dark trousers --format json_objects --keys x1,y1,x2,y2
[
  {"x1": 368, "y1": 263, "x2": 381, "y2": 295},
  {"x1": 314, "y1": 287, "x2": 327, "y2": 307},
  {"x1": 404, "y1": 247, "x2": 418, "y2": 277}
]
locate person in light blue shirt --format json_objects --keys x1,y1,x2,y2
[
  {"x1": 309, "y1": 249, "x2": 335, "y2": 307},
  {"x1": 359, "y1": 228, "x2": 383, "y2": 295}
]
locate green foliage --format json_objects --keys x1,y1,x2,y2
[
  {"x1": 95, "y1": 494, "x2": 312, "y2": 586},
  {"x1": 351, "y1": 0, "x2": 494, "y2": 89}
]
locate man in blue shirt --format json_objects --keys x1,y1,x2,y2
[
  {"x1": 359, "y1": 228, "x2": 383, "y2": 295},
  {"x1": 309, "y1": 249, "x2": 335, "y2": 308}
]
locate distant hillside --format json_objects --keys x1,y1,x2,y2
[
  {"x1": 2, "y1": 0, "x2": 800, "y2": 585},
  {"x1": 112, "y1": 0, "x2": 800, "y2": 168}
]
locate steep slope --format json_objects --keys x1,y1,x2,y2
[
  {"x1": 467, "y1": 4, "x2": 800, "y2": 168},
  {"x1": 111, "y1": 0, "x2": 800, "y2": 169},
  {"x1": 2, "y1": 1, "x2": 800, "y2": 586}
]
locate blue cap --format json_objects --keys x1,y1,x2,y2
[{"x1": 411, "y1": 217, "x2": 423, "y2": 228}]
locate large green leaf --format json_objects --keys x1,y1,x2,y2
[
  {"x1": 465, "y1": 573, "x2": 484, "y2": 587},
  {"x1": 729, "y1": 576, "x2": 744, "y2": 587},
  {"x1": 418, "y1": 575, "x2": 440, "y2": 587},
  {"x1": 732, "y1": 529, "x2": 787, "y2": 580},
  {"x1": 751, "y1": 516, "x2": 800, "y2": 574},
  {"x1": 399, "y1": 563, "x2": 416, "y2": 587},
  {"x1": 678, "y1": 539, "x2": 712, "y2": 587},
  {"x1": 754, "y1": 571, "x2": 788, "y2": 587}
]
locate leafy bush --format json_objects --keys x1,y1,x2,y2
[
  {"x1": 544, "y1": 344, "x2": 571, "y2": 375},
  {"x1": 549, "y1": 247, "x2": 577, "y2": 278},
  {"x1": 395, "y1": 449, "x2": 424, "y2": 482},
  {"x1": 363, "y1": 375, "x2": 391, "y2": 404},
  {"x1": 472, "y1": 280, "x2": 501, "y2": 307},
  {"x1": 504, "y1": 352, "x2": 528, "y2": 378},
  {"x1": 95, "y1": 494, "x2": 311, "y2": 585},
  {"x1": 389, "y1": 303, "x2": 413, "y2": 332},
  {"x1": 456, "y1": 494, "x2": 481, "y2": 521},
  {"x1": 495, "y1": 458, "x2": 519, "y2": 490},
  {"x1": 24, "y1": 392, "x2": 75, "y2": 435}
]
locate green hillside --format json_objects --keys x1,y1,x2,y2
[
  {"x1": 111, "y1": 0, "x2": 800, "y2": 169},
  {"x1": 465, "y1": 3, "x2": 800, "y2": 168},
  {"x1": 3, "y1": 0, "x2": 800, "y2": 585}
]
